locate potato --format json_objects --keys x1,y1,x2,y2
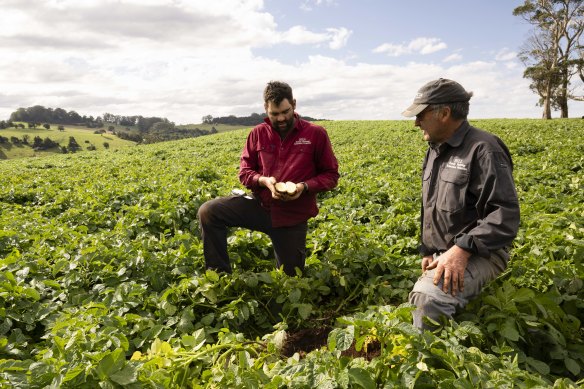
[{"x1": 275, "y1": 181, "x2": 297, "y2": 195}]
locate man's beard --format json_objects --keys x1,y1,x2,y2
[{"x1": 274, "y1": 117, "x2": 294, "y2": 133}]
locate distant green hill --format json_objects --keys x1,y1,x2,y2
[
  {"x1": 0, "y1": 122, "x2": 251, "y2": 160},
  {"x1": 0, "y1": 123, "x2": 137, "y2": 160}
]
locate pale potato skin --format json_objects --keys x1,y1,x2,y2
[
  {"x1": 285, "y1": 181, "x2": 297, "y2": 195},
  {"x1": 275, "y1": 181, "x2": 297, "y2": 195},
  {"x1": 275, "y1": 182, "x2": 288, "y2": 193}
]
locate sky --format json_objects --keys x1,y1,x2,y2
[{"x1": 1, "y1": 0, "x2": 583, "y2": 124}]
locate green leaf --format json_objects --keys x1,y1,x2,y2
[
  {"x1": 201, "y1": 288, "x2": 217, "y2": 304},
  {"x1": 3, "y1": 271, "x2": 16, "y2": 286},
  {"x1": 348, "y1": 367, "x2": 375, "y2": 389},
  {"x1": 182, "y1": 328, "x2": 206, "y2": 351},
  {"x1": 295, "y1": 303, "x2": 312, "y2": 320},
  {"x1": 482, "y1": 295, "x2": 501, "y2": 309},
  {"x1": 96, "y1": 349, "x2": 126, "y2": 380},
  {"x1": 511, "y1": 288, "x2": 535, "y2": 303},
  {"x1": 525, "y1": 357, "x2": 550, "y2": 375},
  {"x1": 63, "y1": 366, "x2": 84, "y2": 382},
  {"x1": 432, "y1": 369, "x2": 456, "y2": 381},
  {"x1": 21, "y1": 287, "x2": 41, "y2": 301},
  {"x1": 500, "y1": 319, "x2": 520, "y2": 341},
  {"x1": 161, "y1": 300, "x2": 177, "y2": 316},
  {"x1": 327, "y1": 326, "x2": 354, "y2": 352},
  {"x1": 243, "y1": 273, "x2": 258, "y2": 288},
  {"x1": 0, "y1": 359, "x2": 32, "y2": 372},
  {"x1": 109, "y1": 364, "x2": 138, "y2": 386},
  {"x1": 288, "y1": 288, "x2": 301, "y2": 303},
  {"x1": 257, "y1": 272, "x2": 273, "y2": 284},
  {"x1": 238, "y1": 350, "x2": 251, "y2": 368},
  {"x1": 564, "y1": 357, "x2": 580, "y2": 376},
  {"x1": 205, "y1": 269, "x2": 219, "y2": 282}
]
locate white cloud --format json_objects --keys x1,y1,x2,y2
[
  {"x1": 280, "y1": 26, "x2": 327, "y2": 45},
  {"x1": 300, "y1": 0, "x2": 337, "y2": 11},
  {"x1": 443, "y1": 53, "x2": 463, "y2": 63},
  {"x1": 373, "y1": 37, "x2": 447, "y2": 56},
  {"x1": 495, "y1": 48, "x2": 518, "y2": 62},
  {"x1": 277, "y1": 26, "x2": 351, "y2": 49},
  {"x1": 326, "y1": 28, "x2": 352, "y2": 50}
]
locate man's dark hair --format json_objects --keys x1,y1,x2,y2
[{"x1": 264, "y1": 81, "x2": 293, "y2": 105}]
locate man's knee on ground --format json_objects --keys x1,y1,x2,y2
[
  {"x1": 197, "y1": 201, "x2": 214, "y2": 223},
  {"x1": 409, "y1": 289, "x2": 457, "y2": 329}
]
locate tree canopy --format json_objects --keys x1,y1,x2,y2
[{"x1": 10, "y1": 106, "x2": 94, "y2": 125}]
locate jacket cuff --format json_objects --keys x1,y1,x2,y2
[
  {"x1": 251, "y1": 174, "x2": 262, "y2": 189},
  {"x1": 418, "y1": 244, "x2": 433, "y2": 257},
  {"x1": 454, "y1": 234, "x2": 488, "y2": 257},
  {"x1": 304, "y1": 179, "x2": 317, "y2": 193}
]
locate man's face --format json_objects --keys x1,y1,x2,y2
[
  {"x1": 415, "y1": 106, "x2": 447, "y2": 143},
  {"x1": 265, "y1": 98, "x2": 296, "y2": 133}
]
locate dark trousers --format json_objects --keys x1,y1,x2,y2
[{"x1": 197, "y1": 195, "x2": 308, "y2": 276}]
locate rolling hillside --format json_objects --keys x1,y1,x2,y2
[
  {"x1": 0, "y1": 122, "x2": 252, "y2": 160},
  {"x1": 0, "y1": 124, "x2": 137, "y2": 160}
]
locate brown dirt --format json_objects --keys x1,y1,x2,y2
[{"x1": 280, "y1": 327, "x2": 381, "y2": 361}]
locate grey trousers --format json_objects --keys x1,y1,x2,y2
[
  {"x1": 197, "y1": 195, "x2": 308, "y2": 276},
  {"x1": 408, "y1": 249, "x2": 509, "y2": 330}
]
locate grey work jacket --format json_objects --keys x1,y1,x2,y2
[{"x1": 420, "y1": 121, "x2": 520, "y2": 258}]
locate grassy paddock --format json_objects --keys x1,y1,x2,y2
[{"x1": 0, "y1": 124, "x2": 137, "y2": 159}]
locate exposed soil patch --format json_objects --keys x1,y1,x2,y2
[
  {"x1": 280, "y1": 327, "x2": 381, "y2": 361},
  {"x1": 280, "y1": 327, "x2": 330, "y2": 358}
]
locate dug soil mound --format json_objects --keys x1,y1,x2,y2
[{"x1": 280, "y1": 327, "x2": 381, "y2": 361}]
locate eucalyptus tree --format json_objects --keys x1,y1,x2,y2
[{"x1": 514, "y1": 0, "x2": 584, "y2": 118}]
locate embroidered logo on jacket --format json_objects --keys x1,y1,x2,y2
[
  {"x1": 446, "y1": 157, "x2": 467, "y2": 171},
  {"x1": 294, "y1": 138, "x2": 312, "y2": 145}
]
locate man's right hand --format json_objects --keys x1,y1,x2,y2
[
  {"x1": 260, "y1": 176, "x2": 304, "y2": 201},
  {"x1": 259, "y1": 176, "x2": 282, "y2": 199},
  {"x1": 425, "y1": 246, "x2": 471, "y2": 296}
]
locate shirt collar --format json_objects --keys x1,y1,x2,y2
[
  {"x1": 444, "y1": 120, "x2": 469, "y2": 148},
  {"x1": 429, "y1": 120, "x2": 469, "y2": 150}
]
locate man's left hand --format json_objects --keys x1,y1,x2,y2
[
  {"x1": 277, "y1": 182, "x2": 306, "y2": 202},
  {"x1": 425, "y1": 245, "x2": 471, "y2": 296}
]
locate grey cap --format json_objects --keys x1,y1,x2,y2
[{"x1": 402, "y1": 78, "x2": 472, "y2": 117}]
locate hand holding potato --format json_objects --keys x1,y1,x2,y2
[
  {"x1": 275, "y1": 181, "x2": 297, "y2": 195},
  {"x1": 274, "y1": 181, "x2": 305, "y2": 201}
]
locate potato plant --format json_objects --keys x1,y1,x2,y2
[{"x1": 0, "y1": 119, "x2": 582, "y2": 387}]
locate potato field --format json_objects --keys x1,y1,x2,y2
[{"x1": 0, "y1": 119, "x2": 583, "y2": 388}]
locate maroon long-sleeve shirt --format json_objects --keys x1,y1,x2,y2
[{"x1": 239, "y1": 114, "x2": 339, "y2": 227}]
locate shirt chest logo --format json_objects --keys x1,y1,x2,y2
[
  {"x1": 446, "y1": 157, "x2": 467, "y2": 171},
  {"x1": 294, "y1": 137, "x2": 311, "y2": 145}
]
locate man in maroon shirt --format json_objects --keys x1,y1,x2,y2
[{"x1": 197, "y1": 81, "x2": 339, "y2": 275}]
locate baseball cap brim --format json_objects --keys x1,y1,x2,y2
[{"x1": 402, "y1": 103, "x2": 428, "y2": 118}]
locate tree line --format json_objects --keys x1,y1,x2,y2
[
  {"x1": 201, "y1": 112, "x2": 322, "y2": 126},
  {"x1": 8, "y1": 106, "x2": 169, "y2": 130},
  {"x1": 10, "y1": 106, "x2": 105, "y2": 128},
  {"x1": 5, "y1": 106, "x2": 219, "y2": 145},
  {"x1": 115, "y1": 122, "x2": 218, "y2": 144}
]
